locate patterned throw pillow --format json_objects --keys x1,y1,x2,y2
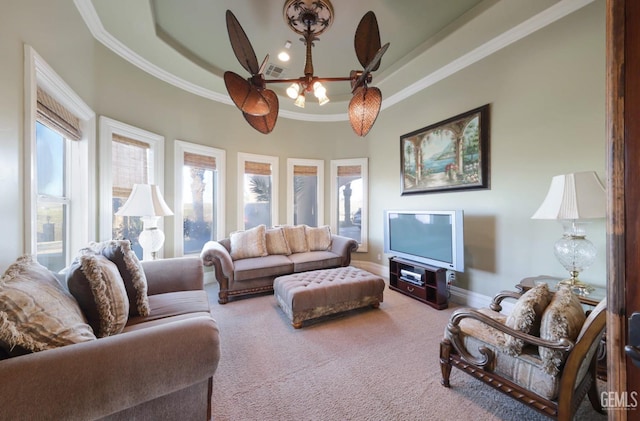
[
  {"x1": 67, "y1": 253, "x2": 130, "y2": 337},
  {"x1": 504, "y1": 283, "x2": 552, "y2": 355},
  {"x1": 305, "y1": 225, "x2": 332, "y2": 251},
  {"x1": 86, "y1": 240, "x2": 150, "y2": 317},
  {"x1": 539, "y1": 285, "x2": 586, "y2": 375},
  {"x1": 0, "y1": 255, "x2": 96, "y2": 354},
  {"x1": 283, "y1": 225, "x2": 309, "y2": 254},
  {"x1": 230, "y1": 224, "x2": 268, "y2": 260},
  {"x1": 265, "y1": 227, "x2": 291, "y2": 255}
]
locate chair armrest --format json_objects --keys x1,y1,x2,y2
[
  {"x1": 446, "y1": 307, "x2": 574, "y2": 368},
  {"x1": 0, "y1": 316, "x2": 220, "y2": 421},
  {"x1": 142, "y1": 256, "x2": 204, "y2": 295},
  {"x1": 329, "y1": 235, "x2": 359, "y2": 266},
  {"x1": 200, "y1": 241, "x2": 234, "y2": 287},
  {"x1": 489, "y1": 290, "x2": 523, "y2": 312}
]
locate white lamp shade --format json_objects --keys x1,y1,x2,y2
[
  {"x1": 115, "y1": 184, "x2": 173, "y2": 217},
  {"x1": 531, "y1": 171, "x2": 605, "y2": 220}
]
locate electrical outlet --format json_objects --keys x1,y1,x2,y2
[
  {"x1": 446, "y1": 270, "x2": 456, "y2": 286},
  {"x1": 377, "y1": 253, "x2": 381, "y2": 261}
]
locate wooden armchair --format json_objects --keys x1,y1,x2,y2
[{"x1": 440, "y1": 286, "x2": 606, "y2": 420}]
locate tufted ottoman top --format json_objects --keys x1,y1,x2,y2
[{"x1": 274, "y1": 266, "x2": 385, "y2": 312}]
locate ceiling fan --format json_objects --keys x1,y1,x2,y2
[{"x1": 223, "y1": 0, "x2": 390, "y2": 136}]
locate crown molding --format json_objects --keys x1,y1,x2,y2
[{"x1": 75, "y1": 0, "x2": 594, "y2": 123}]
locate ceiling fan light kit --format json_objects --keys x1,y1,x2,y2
[{"x1": 223, "y1": 0, "x2": 389, "y2": 135}]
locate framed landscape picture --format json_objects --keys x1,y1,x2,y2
[{"x1": 400, "y1": 104, "x2": 490, "y2": 195}]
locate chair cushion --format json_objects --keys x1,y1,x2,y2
[
  {"x1": 448, "y1": 307, "x2": 560, "y2": 400},
  {"x1": 265, "y1": 227, "x2": 291, "y2": 255},
  {"x1": 504, "y1": 283, "x2": 552, "y2": 355},
  {"x1": 230, "y1": 224, "x2": 268, "y2": 260},
  {"x1": 0, "y1": 255, "x2": 96, "y2": 354},
  {"x1": 85, "y1": 240, "x2": 150, "y2": 317},
  {"x1": 305, "y1": 225, "x2": 332, "y2": 251},
  {"x1": 67, "y1": 253, "x2": 130, "y2": 337},
  {"x1": 283, "y1": 225, "x2": 309, "y2": 253},
  {"x1": 539, "y1": 285, "x2": 586, "y2": 375}
]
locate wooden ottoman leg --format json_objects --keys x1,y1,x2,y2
[
  {"x1": 370, "y1": 301, "x2": 380, "y2": 309},
  {"x1": 440, "y1": 339, "x2": 453, "y2": 387},
  {"x1": 292, "y1": 321, "x2": 303, "y2": 329}
]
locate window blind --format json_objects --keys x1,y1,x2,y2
[
  {"x1": 244, "y1": 161, "x2": 271, "y2": 176},
  {"x1": 337, "y1": 165, "x2": 361, "y2": 177},
  {"x1": 293, "y1": 165, "x2": 318, "y2": 176},
  {"x1": 112, "y1": 134, "x2": 149, "y2": 198},
  {"x1": 36, "y1": 87, "x2": 82, "y2": 141},
  {"x1": 184, "y1": 152, "x2": 216, "y2": 170}
]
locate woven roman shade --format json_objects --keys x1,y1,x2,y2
[
  {"x1": 112, "y1": 134, "x2": 149, "y2": 198},
  {"x1": 337, "y1": 165, "x2": 361, "y2": 177},
  {"x1": 293, "y1": 165, "x2": 317, "y2": 176},
  {"x1": 36, "y1": 87, "x2": 82, "y2": 141},
  {"x1": 184, "y1": 152, "x2": 216, "y2": 170},
  {"x1": 245, "y1": 161, "x2": 271, "y2": 176}
]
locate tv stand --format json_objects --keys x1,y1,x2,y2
[{"x1": 388, "y1": 257, "x2": 448, "y2": 309}]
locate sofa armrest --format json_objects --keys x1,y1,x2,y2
[
  {"x1": 200, "y1": 241, "x2": 234, "y2": 286},
  {"x1": 329, "y1": 235, "x2": 359, "y2": 266},
  {"x1": 142, "y1": 256, "x2": 204, "y2": 295},
  {"x1": 0, "y1": 315, "x2": 220, "y2": 421}
]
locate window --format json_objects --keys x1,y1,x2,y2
[
  {"x1": 174, "y1": 141, "x2": 226, "y2": 255},
  {"x1": 286, "y1": 158, "x2": 324, "y2": 226},
  {"x1": 330, "y1": 158, "x2": 368, "y2": 252},
  {"x1": 99, "y1": 117, "x2": 164, "y2": 259},
  {"x1": 25, "y1": 45, "x2": 96, "y2": 272},
  {"x1": 238, "y1": 153, "x2": 278, "y2": 230}
]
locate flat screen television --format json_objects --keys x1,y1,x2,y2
[{"x1": 383, "y1": 210, "x2": 464, "y2": 272}]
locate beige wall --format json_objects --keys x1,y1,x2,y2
[{"x1": 0, "y1": 0, "x2": 605, "y2": 298}]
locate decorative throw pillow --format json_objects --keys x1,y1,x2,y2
[
  {"x1": 86, "y1": 240, "x2": 150, "y2": 317},
  {"x1": 305, "y1": 225, "x2": 332, "y2": 251},
  {"x1": 0, "y1": 255, "x2": 96, "y2": 354},
  {"x1": 539, "y1": 285, "x2": 586, "y2": 375},
  {"x1": 504, "y1": 283, "x2": 552, "y2": 356},
  {"x1": 283, "y1": 225, "x2": 309, "y2": 254},
  {"x1": 230, "y1": 224, "x2": 268, "y2": 260},
  {"x1": 67, "y1": 253, "x2": 130, "y2": 337},
  {"x1": 265, "y1": 227, "x2": 291, "y2": 255}
]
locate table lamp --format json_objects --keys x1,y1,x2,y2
[
  {"x1": 116, "y1": 184, "x2": 173, "y2": 260},
  {"x1": 531, "y1": 171, "x2": 606, "y2": 294}
]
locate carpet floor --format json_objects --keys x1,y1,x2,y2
[{"x1": 205, "y1": 281, "x2": 607, "y2": 421}]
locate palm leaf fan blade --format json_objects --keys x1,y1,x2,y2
[
  {"x1": 349, "y1": 86, "x2": 381, "y2": 137},
  {"x1": 243, "y1": 90, "x2": 279, "y2": 134}
]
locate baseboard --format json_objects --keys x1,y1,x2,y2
[
  {"x1": 204, "y1": 270, "x2": 216, "y2": 285},
  {"x1": 449, "y1": 285, "x2": 514, "y2": 313}
]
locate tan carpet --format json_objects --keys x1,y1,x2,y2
[{"x1": 205, "y1": 281, "x2": 607, "y2": 421}]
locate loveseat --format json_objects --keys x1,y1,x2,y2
[
  {"x1": 200, "y1": 224, "x2": 358, "y2": 304},
  {"x1": 0, "y1": 242, "x2": 220, "y2": 421}
]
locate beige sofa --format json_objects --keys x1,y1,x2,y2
[
  {"x1": 0, "y1": 253, "x2": 220, "y2": 421},
  {"x1": 200, "y1": 224, "x2": 358, "y2": 304}
]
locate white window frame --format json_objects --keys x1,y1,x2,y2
[
  {"x1": 330, "y1": 158, "x2": 368, "y2": 252},
  {"x1": 286, "y1": 158, "x2": 324, "y2": 226},
  {"x1": 174, "y1": 140, "x2": 226, "y2": 256},
  {"x1": 237, "y1": 152, "x2": 279, "y2": 231},
  {"x1": 24, "y1": 45, "x2": 96, "y2": 264},
  {"x1": 98, "y1": 117, "x2": 165, "y2": 252}
]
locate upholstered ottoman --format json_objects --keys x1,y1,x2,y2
[{"x1": 274, "y1": 266, "x2": 385, "y2": 328}]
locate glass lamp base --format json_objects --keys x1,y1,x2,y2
[{"x1": 557, "y1": 271, "x2": 595, "y2": 295}]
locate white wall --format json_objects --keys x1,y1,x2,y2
[{"x1": 0, "y1": 0, "x2": 605, "y2": 299}]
